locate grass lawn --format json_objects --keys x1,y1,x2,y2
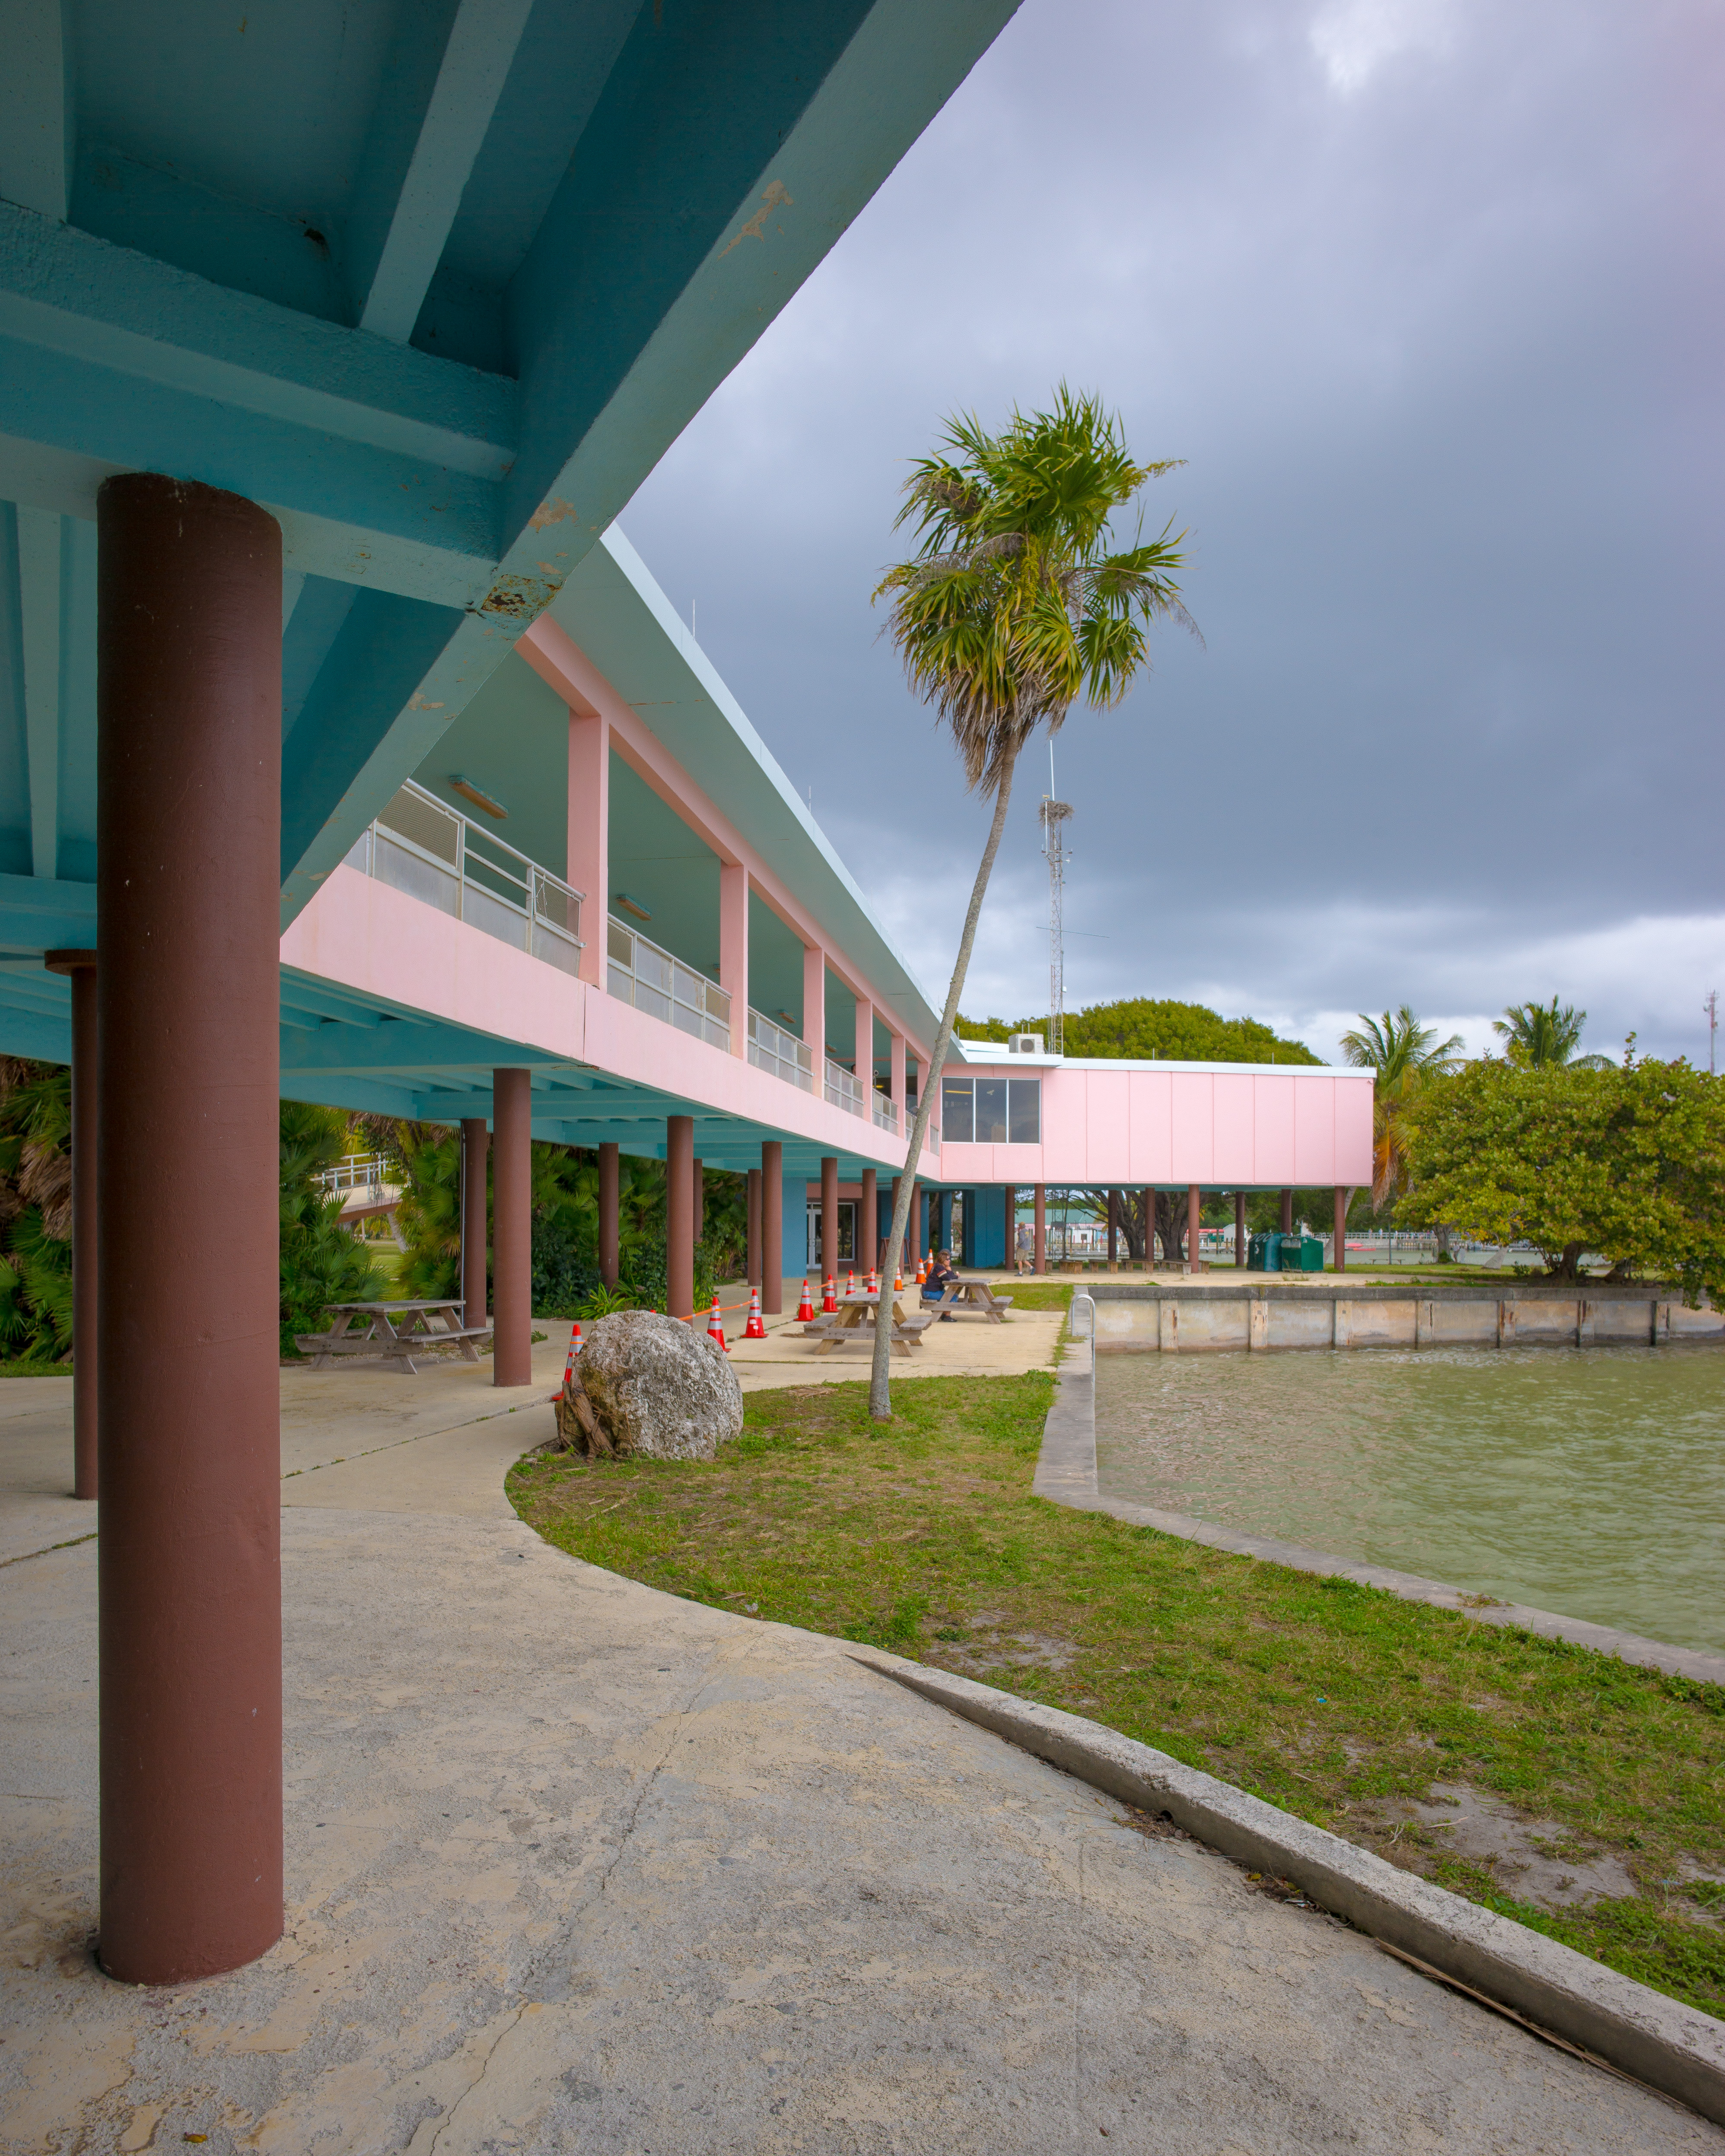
[{"x1": 509, "y1": 1370, "x2": 1725, "y2": 2021}]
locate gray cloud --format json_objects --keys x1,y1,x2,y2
[{"x1": 622, "y1": 0, "x2": 1725, "y2": 1066}]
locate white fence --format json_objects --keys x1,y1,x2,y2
[
  {"x1": 346, "y1": 780, "x2": 583, "y2": 976},
  {"x1": 606, "y1": 916, "x2": 731, "y2": 1050}
]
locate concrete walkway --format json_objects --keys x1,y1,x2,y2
[{"x1": 2, "y1": 1360, "x2": 1717, "y2": 2150}]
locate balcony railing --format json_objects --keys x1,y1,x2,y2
[
  {"x1": 345, "y1": 779, "x2": 584, "y2": 976},
  {"x1": 318, "y1": 1151, "x2": 401, "y2": 1194},
  {"x1": 872, "y1": 1092, "x2": 900, "y2": 1134},
  {"x1": 747, "y1": 1008, "x2": 813, "y2": 1091},
  {"x1": 824, "y1": 1058, "x2": 865, "y2": 1116},
  {"x1": 607, "y1": 917, "x2": 731, "y2": 1050}
]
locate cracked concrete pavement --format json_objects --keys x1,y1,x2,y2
[{"x1": 2, "y1": 1353, "x2": 1719, "y2": 2151}]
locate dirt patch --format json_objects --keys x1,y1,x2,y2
[{"x1": 1353, "y1": 1781, "x2": 1637, "y2": 1909}]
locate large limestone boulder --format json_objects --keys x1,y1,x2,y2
[{"x1": 559, "y1": 1309, "x2": 743, "y2": 1462}]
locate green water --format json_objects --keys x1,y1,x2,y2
[{"x1": 1092, "y1": 1345, "x2": 1725, "y2": 1655}]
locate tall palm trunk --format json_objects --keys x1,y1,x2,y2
[{"x1": 869, "y1": 757, "x2": 1018, "y2": 1420}]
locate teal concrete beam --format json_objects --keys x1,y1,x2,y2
[
  {"x1": 0, "y1": 205, "x2": 517, "y2": 483},
  {"x1": 0, "y1": 868, "x2": 93, "y2": 951},
  {"x1": 347, "y1": 0, "x2": 537, "y2": 344},
  {"x1": 278, "y1": 0, "x2": 1017, "y2": 923}
]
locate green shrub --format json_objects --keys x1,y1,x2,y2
[{"x1": 279, "y1": 1102, "x2": 385, "y2": 1355}]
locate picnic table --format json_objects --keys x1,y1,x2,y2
[
  {"x1": 800, "y1": 1290, "x2": 935, "y2": 1356},
  {"x1": 923, "y1": 1277, "x2": 1015, "y2": 1323},
  {"x1": 294, "y1": 1299, "x2": 493, "y2": 1374}
]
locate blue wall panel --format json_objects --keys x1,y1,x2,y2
[{"x1": 968, "y1": 1185, "x2": 1006, "y2": 1271}]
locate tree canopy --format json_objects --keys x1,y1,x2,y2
[
  {"x1": 1399, "y1": 1058, "x2": 1725, "y2": 1301},
  {"x1": 956, "y1": 997, "x2": 1319, "y2": 1063},
  {"x1": 1492, "y1": 998, "x2": 1614, "y2": 1070}
]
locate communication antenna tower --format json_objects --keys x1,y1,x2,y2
[
  {"x1": 1039, "y1": 774, "x2": 1073, "y2": 1054},
  {"x1": 1707, "y1": 988, "x2": 1719, "y2": 1076}
]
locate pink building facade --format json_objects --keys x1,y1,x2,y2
[{"x1": 278, "y1": 528, "x2": 1375, "y2": 1296}]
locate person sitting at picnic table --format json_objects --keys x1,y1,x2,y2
[{"x1": 922, "y1": 1249, "x2": 958, "y2": 1319}]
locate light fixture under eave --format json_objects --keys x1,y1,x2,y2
[
  {"x1": 449, "y1": 774, "x2": 507, "y2": 819},
  {"x1": 616, "y1": 893, "x2": 653, "y2": 922}
]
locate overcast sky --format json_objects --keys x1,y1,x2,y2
[{"x1": 622, "y1": 0, "x2": 1724, "y2": 1068}]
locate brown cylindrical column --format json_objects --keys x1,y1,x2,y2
[
  {"x1": 1235, "y1": 1189, "x2": 1247, "y2": 1269},
  {"x1": 1107, "y1": 1189, "x2": 1118, "y2": 1268},
  {"x1": 1034, "y1": 1184, "x2": 1047, "y2": 1274},
  {"x1": 461, "y1": 1116, "x2": 489, "y2": 1329},
  {"x1": 667, "y1": 1116, "x2": 694, "y2": 1318},
  {"x1": 1279, "y1": 1187, "x2": 1294, "y2": 1235},
  {"x1": 860, "y1": 1167, "x2": 876, "y2": 1273},
  {"x1": 746, "y1": 1167, "x2": 762, "y2": 1287},
  {"x1": 597, "y1": 1142, "x2": 620, "y2": 1288},
  {"x1": 1334, "y1": 1186, "x2": 1347, "y2": 1272},
  {"x1": 46, "y1": 951, "x2": 98, "y2": 1500},
  {"x1": 761, "y1": 1141, "x2": 782, "y2": 1313},
  {"x1": 1186, "y1": 1183, "x2": 1202, "y2": 1272},
  {"x1": 96, "y1": 474, "x2": 283, "y2": 1986},
  {"x1": 909, "y1": 1179, "x2": 923, "y2": 1266},
  {"x1": 492, "y1": 1071, "x2": 532, "y2": 1383},
  {"x1": 890, "y1": 1176, "x2": 903, "y2": 1273},
  {"x1": 692, "y1": 1156, "x2": 704, "y2": 1247},
  {"x1": 820, "y1": 1156, "x2": 838, "y2": 1285}
]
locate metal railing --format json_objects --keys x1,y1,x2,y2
[
  {"x1": 747, "y1": 1008, "x2": 813, "y2": 1090},
  {"x1": 824, "y1": 1057, "x2": 865, "y2": 1117},
  {"x1": 345, "y1": 779, "x2": 584, "y2": 977},
  {"x1": 872, "y1": 1092, "x2": 900, "y2": 1134},
  {"x1": 607, "y1": 916, "x2": 731, "y2": 1050},
  {"x1": 318, "y1": 1151, "x2": 400, "y2": 1194}
]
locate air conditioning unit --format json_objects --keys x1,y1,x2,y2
[{"x1": 1008, "y1": 1033, "x2": 1045, "y2": 1055}]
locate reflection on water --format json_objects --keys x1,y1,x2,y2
[{"x1": 1093, "y1": 1345, "x2": 1725, "y2": 1655}]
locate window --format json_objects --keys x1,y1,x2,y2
[
  {"x1": 1009, "y1": 1077, "x2": 1040, "y2": 1142},
  {"x1": 940, "y1": 1075, "x2": 1039, "y2": 1144}
]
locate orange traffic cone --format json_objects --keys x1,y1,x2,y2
[
  {"x1": 845, "y1": 1269, "x2": 855, "y2": 1299},
  {"x1": 867, "y1": 1269, "x2": 878, "y2": 1296},
  {"x1": 821, "y1": 1275, "x2": 838, "y2": 1314},
  {"x1": 894, "y1": 1259, "x2": 903, "y2": 1290},
  {"x1": 914, "y1": 1259, "x2": 926, "y2": 1287},
  {"x1": 744, "y1": 1286, "x2": 766, "y2": 1339},
  {"x1": 562, "y1": 1320, "x2": 582, "y2": 1387},
  {"x1": 706, "y1": 1293, "x2": 728, "y2": 1352},
  {"x1": 796, "y1": 1279, "x2": 815, "y2": 1321}
]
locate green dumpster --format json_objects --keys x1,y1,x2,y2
[
  {"x1": 1281, "y1": 1233, "x2": 1325, "y2": 1273},
  {"x1": 1246, "y1": 1230, "x2": 1280, "y2": 1272}
]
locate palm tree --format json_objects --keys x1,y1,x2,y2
[
  {"x1": 1492, "y1": 998, "x2": 1612, "y2": 1069},
  {"x1": 867, "y1": 388, "x2": 1196, "y2": 1418},
  {"x1": 1339, "y1": 1006, "x2": 1464, "y2": 1209}
]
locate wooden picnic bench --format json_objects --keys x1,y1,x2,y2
[
  {"x1": 800, "y1": 1291, "x2": 933, "y2": 1355},
  {"x1": 924, "y1": 1277, "x2": 1015, "y2": 1323},
  {"x1": 294, "y1": 1299, "x2": 493, "y2": 1374}
]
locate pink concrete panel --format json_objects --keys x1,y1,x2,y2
[
  {"x1": 281, "y1": 866, "x2": 586, "y2": 1058},
  {"x1": 1335, "y1": 1075, "x2": 1376, "y2": 1186},
  {"x1": 1252, "y1": 1079, "x2": 1297, "y2": 1186},
  {"x1": 1212, "y1": 1073, "x2": 1256, "y2": 1183},
  {"x1": 1292, "y1": 1078, "x2": 1337, "y2": 1186},
  {"x1": 1168, "y1": 1072, "x2": 1215, "y2": 1183},
  {"x1": 1084, "y1": 1071, "x2": 1130, "y2": 1182},
  {"x1": 283, "y1": 870, "x2": 934, "y2": 1170},
  {"x1": 1127, "y1": 1071, "x2": 1173, "y2": 1181}
]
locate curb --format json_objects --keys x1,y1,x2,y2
[
  {"x1": 1036, "y1": 1332, "x2": 1725, "y2": 1688},
  {"x1": 849, "y1": 1648, "x2": 1725, "y2": 2126}
]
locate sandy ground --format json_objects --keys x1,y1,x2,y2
[{"x1": 0, "y1": 1332, "x2": 1716, "y2": 2151}]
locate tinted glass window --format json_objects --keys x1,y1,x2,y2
[
  {"x1": 975, "y1": 1078, "x2": 1008, "y2": 1142},
  {"x1": 1008, "y1": 1078, "x2": 1041, "y2": 1142},
  {"x1": 941, "y1": 1077, "x2": 974, "y2": 1142}
]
